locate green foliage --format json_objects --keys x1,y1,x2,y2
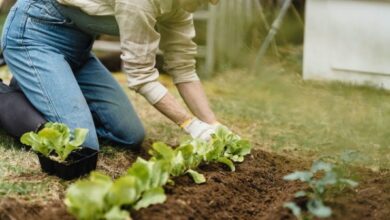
[
  {"x1": 20, "y1": 122, "x2": 88, "y2": 162},
  {"x1": 65, "y1": 127, "x2": 252, "y2": 220},
  {"x1": 283, "y1": 161, "x2": 358, "y2": 219},
  {"x1": 283, "y1": 202, "x2": 301, "y2": 217},
  {"x1": 104, "y1": 206, "x2": 130, "y2": 220},
  {"x1": 212, "y1": 127, "x2": 252, "y2": 163},
  {"x1": 149, "y1": 141, "x2": 205, "y2": 183},
  {"x1": 149, "y1": 127, "x2": 252, "y2": 183},
  {"x1": 65, "y1": 158, "x2": 170, "y2": 220},
  {"x1": 133, "y1": 187, "x2": 166, "y2": 210},
  {"x1": 186, "y1": 169, "x2": 206, "y2": 184},
  {"x1": 65, "y1": 172, "x2": 113, "y2": 220}
]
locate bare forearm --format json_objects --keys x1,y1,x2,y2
[
  {"x1": 176, "y1": 81, "x2": 217, "y2": 124},
  {"x1": 153, "y1": 92, "x2": 192, "y2": 125}
]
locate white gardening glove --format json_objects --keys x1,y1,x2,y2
[{"x1": 182, "y1": 118, "x2": 218, "y2": 141}]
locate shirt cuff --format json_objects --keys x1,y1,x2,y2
[
  {"x1": 171, "y1": 69, "x2": 200, "y2": 84},
  {"x1": 137, "y1": 81, "x2": 168, "y2": 105}
]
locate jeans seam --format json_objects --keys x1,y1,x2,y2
[
  {"x1": 21, "y1": 45, "x2": 63, "y2": 123},
  {"x1": 17, "y1": 2, "x2": 31, "y2": 45},
  {"x1": 1, "y1": 7, "x2": 18, "y2": 51},
  {"x1": 91, "y1": 103, "x2": 112, "y2": 132},
  {"x1": 19, "y1": 1, "x2": 63, "y2": 123}
]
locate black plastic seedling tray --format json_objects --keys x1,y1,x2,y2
[{"x1": 37, "y1": 147, "x2": 98, "y2": 180}]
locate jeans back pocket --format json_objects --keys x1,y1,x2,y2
[{"x1": 26, "y1": 0, "x2": 70, "y2": 26}]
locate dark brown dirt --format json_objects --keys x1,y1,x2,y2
[
  {"x1": 0, "y1": 149, "x2": 389, "y2": 220},
  {"x1": 268, "y1": 168, "x2": 390, "y2": 220}
]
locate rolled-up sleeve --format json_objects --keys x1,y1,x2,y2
[
  {"x1": 114, "y1": 2, "x2": 168, "y2": 104},
  {"x1": 158, "y1": 11, "x2": 200, "y2": 84}
]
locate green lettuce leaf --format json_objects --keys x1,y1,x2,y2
[
  {"x1": 64, "y1": 172, "x2": 112, "y2": 220},
  {"x1": 186, "y1": 169, "x2": 206, "y2": 184},
  {"x1": 107, "y1": 176, "x2": 139, "y2": 206},
  {"x1": 20, "y1": 132, "x2": 51, "y2": 156},
  {"x1": 133, "y1": 187, "x2": 167, "y2": 210},
  {"x1": 307, "y1": 199, "x2": 332, "y2": 218},
  {"x1": 104, "y1": 206, "x2": 131, "y2": 220},
  {"x1": 217, "y1": 157, "x2": 236, "y2": 172},
  {"x1": 20, "y1": 122, "x2": 88, "y2": 162},
  {"x1": 283, "y1": 171, "x2": 313, "y2": 182},
  {"x1": 284, "y1": 202, "x2": 302, "y2": 218}
]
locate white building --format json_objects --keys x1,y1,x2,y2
[{"x1": 303, "y1": 0, "x2": 390, "y2": 89}]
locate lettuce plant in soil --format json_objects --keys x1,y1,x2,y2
[
  {"x1": 20, "y1": 122, "x2": 88, "y2": 162},
  {"x1": 65, "y1": 159, "x2": 170, "y2": 220},
  {"x1": 283, "y1": 160, "x2": 358, "y2": 219},
  {"x1": 149, "y1": 141, "x2": 206, "y2": 184},
  {"x1": 149, "y1": 127, "x2": 252, "y2": 183},
  {"x1": 65, "y1": 127, "x2": 252, "y2": 220}
]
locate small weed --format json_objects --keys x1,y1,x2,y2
[{"x1": 283, "y1": 160, "x2": 358, "y2": 219}]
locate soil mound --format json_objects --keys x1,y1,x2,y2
[{"x1": 0, "y1": 149, "x2": 388, "y2": 220}]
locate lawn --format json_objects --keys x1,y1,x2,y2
[{"x1": 203, "y1": 49, "x2": 390, "y2": 170}]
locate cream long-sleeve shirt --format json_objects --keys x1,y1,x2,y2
[{"x1": 57, "y1": 0, "x2": 200, "y2": 104}]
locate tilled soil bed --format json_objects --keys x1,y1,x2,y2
[{"x1": 0, "y1": 149, "x2": 389, "y2": 220}]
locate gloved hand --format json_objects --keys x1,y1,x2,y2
[{"x1": 181, "y1": 118, "x2": 221, "y2": 141}]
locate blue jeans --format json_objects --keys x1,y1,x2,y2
[{"x1": 1, "y1": 0, "x2": 145, "y2": 150}]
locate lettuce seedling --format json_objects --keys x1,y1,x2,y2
[
  {"x1": 66, "y1": 128, "x2": 252, "y2": 219},
  {"x1": 21, "y1": 122, "x2": 88, "y2": 162},
  {"x1": 207, "y1": 127, "x2": 252, "y2": 171},
  {"x1": 125, "y1": 158, "x2": 170, "y2": 210},
  {"x1": 283, "y1": 161, "x2": 358, "y2": 219},
  {"x1": 65, "y1": 172, "x2": 114, "y2": 220},
  {"x1": 65, "y1": 159, "x2": 171, "y2": 220},
  {"x1": 213, "y1": 127, "x2": 251, "y2": 162},
  {"x1": 149, "y1": 127, "x2": 252, "y2": 183},
  {"x1": 149, "y1": 142, "x2": 205, "y2": 184}
]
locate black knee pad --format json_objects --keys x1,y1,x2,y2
[{"x1": 0, "y1": 79, "x2": 47, "y2": 138}]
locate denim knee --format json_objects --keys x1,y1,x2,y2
[
  {"x1": 100, "y1": 120, "x2": 145, "y2": 150},
  {"x1": 118, "y1": 126, "x2": 145, "y2": 149}
]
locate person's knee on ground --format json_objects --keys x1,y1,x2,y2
[
  {"x1": 115, "y1": 125, "x2": 145, "y2": 150},
  {"x1": 95, "y1": 115, "x2": 145, "y2": 151}
]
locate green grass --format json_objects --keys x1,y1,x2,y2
[
  {"x1": 202, "y1": 48, "x2": 390, "y2": 170},
  {"x1": 0, "y1": 130, "x2": 67, "y2": 200},
  {"x1": 0, "y1": 182, "x2": 48, "y2": 197}
]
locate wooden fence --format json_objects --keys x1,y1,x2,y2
[{"x1": 201, "y1": 0, "x2": 267, "y2": 75}]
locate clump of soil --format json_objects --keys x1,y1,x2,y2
[
  {"x1": 133, "y1": 150, "x2": 305, "y2": 220},
  {"x1": 0, "y1": 148, "x2": 389, "y2": 220}
]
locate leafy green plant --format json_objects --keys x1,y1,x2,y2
[
  {"x1": 212, "y1": 127, "x2": 251, "y2": 163},
  {"x1": 149, "y1": 141, "x2": 205, "y2": 184},
  {"x1": 283, "y1": 161, "x2": 358, "y2": 219},
  {"x1": 65, "y1": 127, "x2": 252, "y2": 220},
  {"x1": 65, "y1": 159, "x2": 170, "y2": 220},
  {"x1": 20, "y1": 122, "x2": 88, "y2": 162},
  {"x1": 149, "y1": 127, "x2": 252, "y2": 183},
  {"x1": 207, "y1": 127, "x2": 251, "y2": 171}
]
